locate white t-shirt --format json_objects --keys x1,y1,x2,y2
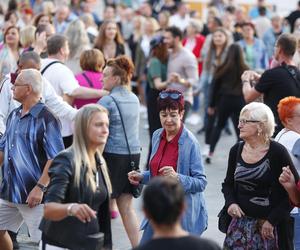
[
  {"x1": 275, "y1": 128, "x2": 300, "y2": 214},
  {"x1": 41, "y1": 58, "x2": 79, "y2": 137}
]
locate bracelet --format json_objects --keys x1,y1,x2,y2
[{"x1": 67, "y1": 203, "x2": 76, "y2": 216}]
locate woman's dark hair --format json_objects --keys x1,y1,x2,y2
[
  {"x1": 33, "y1": 13, "x2": 52, "y2": 27},
  {"x1": 152, "y1": 43, "x2": 168, "y2": 64},
  {"x1": 157, "y1": 89, "x2": 185, "y2": 112},
  {"x1": 4, "y1": 10, "x2": 18, "y2": 22},
  {"x1": 94, "y1": 20, "x2": 124, "y2": 51},
  {"x1": 214, "y1": 43, "x2": 249, "y2": 83},
  {"x1": 3, "y1": 25, "x2": 20, "y2": 46},
  {"x1": 106, "y1": 55, "x2": 134, "y2": 85},
  {"x1": 143, "y1": 177, "x2": 185, "y2": 226}
]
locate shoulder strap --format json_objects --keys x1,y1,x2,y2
[
  {"x1": 110, "y1": 95, "x2": 135, "y2": 169},
  {"x1": 281, "y1": 63, "x2": 300, "y2": 89},
  {"x1": 41, "y1": 61, "x2": 63, "y2": 75},
  {"x1": 82, "y1": 73, "x2": 94, "y2": 88}
]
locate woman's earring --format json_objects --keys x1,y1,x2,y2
[{"x1": 257, "y1": 130, "x2": 262, "y2": 136}]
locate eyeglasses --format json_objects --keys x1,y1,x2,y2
[
  {"x1": 12, "y1": 83, "x2": 29, "y2": 89},
  {"x1": 159, "y1": 92, "x2": 182, "y2": 100},
  {"x1": 238, "y1": 119, "x2": 260, "y2": 125}
]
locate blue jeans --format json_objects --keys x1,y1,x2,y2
[{"x1": 292, "y1": 210, "x2": 300, "y2": 250}]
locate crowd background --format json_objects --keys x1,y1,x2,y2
[{"x1": 1, "y1": 0, "x2": 300, "y2": 249}]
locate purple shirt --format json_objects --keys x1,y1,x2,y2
[{"x1": 74, "y1": 70, "x2": 103, "y2": 109}]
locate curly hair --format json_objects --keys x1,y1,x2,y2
[{"x1": 106, "y1": 55, "x2": 134, "y2": 85}]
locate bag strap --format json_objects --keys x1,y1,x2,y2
[
  {"x1": 82, "y1": 73, "x2": 94, "y2": 88},
  {"x1": 281, "y1": 63, "x2": 300, "y2": 90},
  {"x1": 110, "y1": 95, "x2": 136, "y2": 170},
  {"x1": 41, "y1": 61, "x2": 63, "y2": 75}
]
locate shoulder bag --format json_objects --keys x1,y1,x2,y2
[
  {"x1": 218, "y1": 141, "x2": 243, "y2": 233},
  {"x1": 110, "y1": 95, "x2": 143, "y2": 198}
]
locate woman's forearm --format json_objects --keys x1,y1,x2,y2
[{"x1": 44, "y1": 202, "x2": 70, "y2": 221}]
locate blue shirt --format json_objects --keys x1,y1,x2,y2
[{"x1": 0, "y1": 102, "x2": 64, "y2": 204}]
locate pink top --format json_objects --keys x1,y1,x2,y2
[{"x1": 74, "y1": 70, "x2": 103, "y2": 109}]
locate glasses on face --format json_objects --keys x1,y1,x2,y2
[
  {"x1": 159, "y1": 92, "x2": 182, "y2": 100},
  {"x1": 12, "y1": 83, "x2": 29, "y2": 89},
  {"x1": 238, "y1": 119, "x2": 260, "y2": 125}
]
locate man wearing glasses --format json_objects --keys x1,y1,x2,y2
[{"x1": 0, "y1": 69, "x2": 64, "y2": 250}]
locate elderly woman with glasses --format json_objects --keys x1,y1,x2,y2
[
  {"x1": 128, "y1": 89, "x2": 208, "y2": 244},
  {"x1": 222, "y1": 102, "x2": 298, "y2": 250}
]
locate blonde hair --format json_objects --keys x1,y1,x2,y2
[
  {"x1": 72, "y1": 104, "x2": 112, "y2": 193},
  {"x1": 20, "y1": 25, "x2": 36, "y2": 48},
  {"x1": 240, "y1": 102, "x2": 275, "y2": 142}
]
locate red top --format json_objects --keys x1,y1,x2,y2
[
  {"x1": 182, "y1": 34, "x2": 205, "y2": 75},
  {"x1": 150, "y1": 125, "x2": 183, "y2": 177}
]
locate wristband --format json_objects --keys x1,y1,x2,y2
[{"x1": 67, "y1": 203, "x2": 76, "y2": 216}]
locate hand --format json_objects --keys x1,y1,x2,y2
[
  {"x1": 34, "y1": 31, "x2": 47, "y2": 54},
  {"x1": 169, "y1": 72, "x2": 181, "y2": 83},
  {"x1": 227, "y1": 203, "x2": 245, "y2": 218},
  {"x1": 207, "y1": 107, "x2": 215, "y2": 116},
  {"x1": 261, "y1": 220, "x2": 275, "y2": 240},
  {"x1": 70, "y1": 203, "x2": 97, "y2": 223},
  {"x1": 241, "y1": 70, "x2": 261, "y2": 83},
  {"x1": 279, "y1": 166, "x2": 296, "y2": 191},
  {"x1": 26, "y1": 186, "x2": 44, "y2": 208},
  {"x1": 128, "y1": 170, "x2": 143, "y2": 185},
  {"x1": 158, "y1": 166, "x2": 178, "y2": 179}
]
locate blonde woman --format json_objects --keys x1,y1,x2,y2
[
  {"x1": 39, "y1": 104, "x2": 112, "y2": 250},
  {"x1": 20, "y1": 25, "x2": 36, "y2": 51},
  {"x1": 64, "y1": 19, "x2": 91, "y2": 74}
]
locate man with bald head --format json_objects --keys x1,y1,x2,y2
[
  {"x1": 0, "y1": 69, "x2": 64, "y2": 250},
  {"x1": 0, "y1": 51, "x2": 77, "y2": 136}
]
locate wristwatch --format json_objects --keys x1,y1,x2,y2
[{"x1": 36, "y1": 183, "x2": 47, "y2": 192}]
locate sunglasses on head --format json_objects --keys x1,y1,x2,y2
[{"x1": 159, "y1": 92, "x2": 182, "y2": 100}]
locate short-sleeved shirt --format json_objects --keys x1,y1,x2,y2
[
  {"x1": 41, "y1": 58, "x2": 79, "y2": 137},
  {"x1": 255, "y1": 65, "x2": 300, "y2": 135},
  {"x1": 147, "y1": 57, "x2": 167, "y2": 90},
  {"x1": 0, "y1": 102, "x2": 64, "y2": 203},
  {"x1": 74, "y1": 70, "x2": 103, "y2": 109}
]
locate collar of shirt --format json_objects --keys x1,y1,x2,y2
[
  {"x1": 161, "y1": 124, "x2": 183, "y2": 145},
  {"x1": 18, "y1": 101, "x2": 44, "y2": 118}
]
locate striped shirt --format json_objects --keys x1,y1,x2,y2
[{"x1": 0, "y1": 102, "x2": 64, "y2": 203}]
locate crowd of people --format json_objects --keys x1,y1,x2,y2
[{"x1": 1, "y1": 0, "x2": 300, "y2": 249}]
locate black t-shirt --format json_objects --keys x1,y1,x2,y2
[
  {"x1": 255, "y1": 65, "x2": 300, "y2": 135},
  {"x1": 133, "y1": 236, "x2": 221, "y2": 250},
  {"x1": 286, "y1": 10, "x2": 300, "y2": 33}
]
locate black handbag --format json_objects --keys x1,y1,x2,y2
[
  {"x1": 110, "y1": 95, "x2": 143, "y2": 198},
  {"x1": 218, "y1": 206, "x2": 232, "y2": 233},
  {"x1": 218, "y1": 141, "x2": 243, "y2": 233}
]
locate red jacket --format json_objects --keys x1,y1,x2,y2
[{"x1": 182, "y1": 34, "x2": 205, "y2": 76}]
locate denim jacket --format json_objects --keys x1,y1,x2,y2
[
  {"x1": 237, "y1": 38, "x2": 269, "y2": 71},
  {"x1": 98, "y1": 86, "x2": 140, "y2": 154},
  {"x1": 141, "y1": 126, "x2": 208, "y2": 235}
]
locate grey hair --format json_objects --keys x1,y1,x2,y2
[
  {"x1": 240, "y1": 102, "x2": 275, "y2": 141},
  {"x1": 64, "y1": 19, "x2": 90, "y2": 59},
  {"x1": 17, "y1": 69, "x2": 43, "y2": 94},
  {"x1": 19, "y1": 51, "x2": 41, "y2": 66}
]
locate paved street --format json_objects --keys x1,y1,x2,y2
[{"x1": 19, "y1": 109, "x2": 236, "y2": 250}]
